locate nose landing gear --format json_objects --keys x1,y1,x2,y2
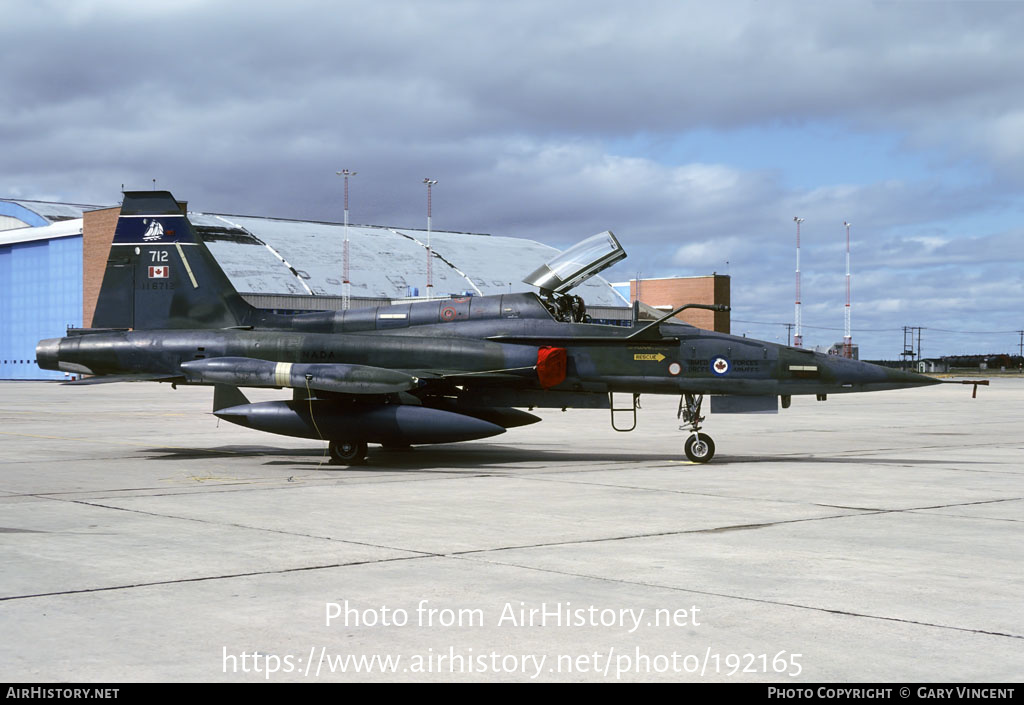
[{"x1": 678, "y1": 393, "x2": 715, "y2": 463}]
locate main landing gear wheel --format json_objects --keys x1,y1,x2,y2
[
  {"x1": 328, "y1": 439, "x2": 368, "y2": 465},
  {"x1": 684, "y1": 433, "x2": 715, "y2": 463}
]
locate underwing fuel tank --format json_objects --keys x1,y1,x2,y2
[
  {"x1": 214, "y1": 397, "x2": 506, "y2": 445},
  {"x1": 181, "y1": 357, "x2": 418, "y2": 395}
]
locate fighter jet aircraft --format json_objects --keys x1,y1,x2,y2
[{"x1": 37, "y1": 190, "x2": 945, "y2": 465}]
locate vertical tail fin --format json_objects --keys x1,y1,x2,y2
[{"x1": 92, "y1": 191, "x2": 253, "y2": 330}]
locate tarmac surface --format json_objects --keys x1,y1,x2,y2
[{"x1": 1, "y1": 378, "x2": 1021, "y2": 682}]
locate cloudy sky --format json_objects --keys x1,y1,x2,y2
[{"x1": 3, "y1": 0, "x2": 1023, "y2": 359}]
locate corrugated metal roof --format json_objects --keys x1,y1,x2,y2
[
  {"x1": 192, "y1": 213, "x2": 628, "y2": 306},
  {"x1": 0, "y1": 196, "x2": 628, "y2": 306},
  {"x1": 3, "y1": 199, "x2": 99, "y2": 222}
]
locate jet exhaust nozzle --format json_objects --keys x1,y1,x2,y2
[{"x1": 36, "y1": 338, "x2": 61, "y2": 371}]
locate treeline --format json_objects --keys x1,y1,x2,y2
[{"x1": 867, "y1": 354, "x2": 1023, "y2": 369}]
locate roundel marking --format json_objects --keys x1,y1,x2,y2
[
  {"x1": 668, "y1": 362, "x2": 682, "y2": 376},
  {"x1": 440, "y1": 306, "x2": 457, "y2": 321},
  {"x1": 710, "y1": 356, "x2": 730, "y2": 376}
]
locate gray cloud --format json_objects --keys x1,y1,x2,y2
[{"x1": 2, "y1": 0, "x2": 1023, "y2": 357}]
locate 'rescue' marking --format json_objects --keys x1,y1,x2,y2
[
  {"x1": 274, "y1": 362, "x2": 293, "y2": 387},
  {"x1": 634, "y1": 353, "x2": 666, "y2": 361}
]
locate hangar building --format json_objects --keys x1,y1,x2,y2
[{"x1": 1, "y1": 199, "x2": 91, "y2": 380}]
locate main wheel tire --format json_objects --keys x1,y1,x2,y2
[
  {"x1": 684, "y1": 433, "x2": 715, "y2": 463},
  {"x1": 328, "y1": 439, "x2": 368, "y2": 465}
]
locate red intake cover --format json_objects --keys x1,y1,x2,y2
[{"x1": 536, "y1": 346, "x2": 567, "y2": 388}]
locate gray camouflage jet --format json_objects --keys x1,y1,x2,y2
[{"x1": 37, "y1": 191, "x2": 945, "y2": 464}]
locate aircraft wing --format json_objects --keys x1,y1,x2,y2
[
  {"x1": 70, "y1": 359, "x2": 538, "y2": 394},
  {"x1": 64, "y1": 373, "x2": 182, "y2": 385},
  {"x1": 400, "y1": 367, "x2": 536, "y2": 385}
]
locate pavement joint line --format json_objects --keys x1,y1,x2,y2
[
  {"x1": 443, "y1": 511, "x2": 891, "y2": 556},
  {"x1": 31, "y1": 495, "x2": 437, "y2": 558},
  {"x1": 891, "y1": 497, "x2": 1023, "y2": 511},
  {"x1": 0, "y1": 554, "x2": 436, "y2": 603},
  {"x1": 18, "y1": 489, "x2": 1018, "y2": 553},
  {"x1": 906, "y1": 512, "x2": 1023, "y2": 524},
  {"x1": 7, "y1": 496, "x2": 1012, "y2": 607},
  {"x1": 440, "y1": 496, "x2": 1023, "y2": 552},
  {"x1": 449, "y1": 554, "x2": 1024, "y2": 642},
  {"x1": 1, "y1": 504, "x2": 1021, "y2": 629},
  {"x1": 514, "y1": 474, "x2": 1023, "y2": 513},
  {"x1": 67, "y1": 462, "x2": 701, "y2": 494}
]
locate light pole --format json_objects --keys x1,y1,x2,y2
[
  {"x1": 844, "y1": 220, "x2": 852, "y2": 358},
  {"x1": 793, "y1": 216, "x2": 804, "y2": 348},
  {"x1": 336, "y1": 169, "x2": 356, "y2": 310},
  {"x1": 423, "y1": 178, "x2": 437, "y2": 296}
]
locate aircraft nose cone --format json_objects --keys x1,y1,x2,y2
[
  {"x1": 880, "y1": 366, "x2": 941, "y2": 387},
  {"x1": 36, "y1": 338, "x2": 61, "y2": 371},
  {"x1": 828, "y1": 356, "x2": 940, "y2": 390}
]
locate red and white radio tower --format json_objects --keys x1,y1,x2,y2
[
  {"x1": 336, "y1": 168, "x2": 356, "y2": 311},
  {"x1": 843, "y1": 220, "x2": 853, "y2": 358},
  {"x1": 423, "y1": 178, "x2": 437, "y2": 296},
  {"x1": 793, "y1": 216, "x2": 804, "y2": 348}
]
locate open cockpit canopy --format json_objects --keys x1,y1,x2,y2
[{"x1": 522, "y1": 230, "x2": 625, "y2": 296}]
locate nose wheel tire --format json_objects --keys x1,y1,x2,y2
[
  {"x1": 684, "y1": 433, "x2": 715, "y2": 463},
  {"x1": 328, "y1": 439, "x2": 368, "y2": 465}
]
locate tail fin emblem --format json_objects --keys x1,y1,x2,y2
[{"x1": 142, "y1": 219, "x2": 164, "y2": 242}]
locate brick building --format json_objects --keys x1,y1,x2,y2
[{"x1": 613, "y1": 275, "x2": 731, "y2": 333}]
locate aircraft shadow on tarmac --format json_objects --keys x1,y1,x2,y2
[
  {"x1": 139, "y1": 443, "x2": 684, "y2": 470},
  {"x1": 137, "y1": 444, "x2": 984, "y2": 470}
]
